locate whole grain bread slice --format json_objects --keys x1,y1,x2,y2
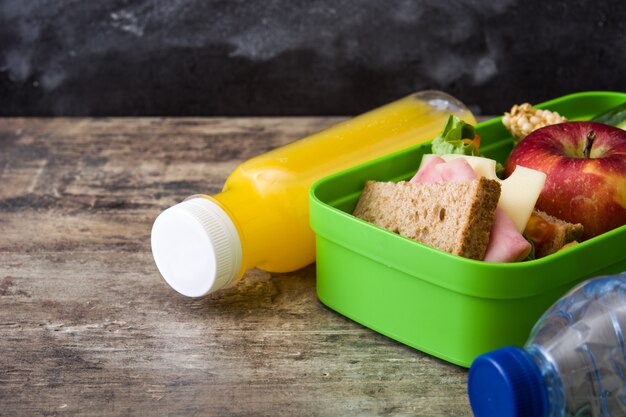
[
  {"x1": 529, "y1": 209, "x2": 584, "y2": 258},
  {"x1": 353, "y1": 177, "x2": 501, "y2": 260}
]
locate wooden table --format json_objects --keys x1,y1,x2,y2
[{"x1": 0, "y1": 118, "x2": 472, "y2": 416}]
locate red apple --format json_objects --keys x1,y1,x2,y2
[{"x1": 504, "y1": 121, "x2": 626, "y2": 239}]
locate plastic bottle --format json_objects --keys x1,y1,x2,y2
[
  {"x1": 468, "y1": 272, "x2": 626, "y2": 417},
  {"x1": 151, "y1": 91, "x2": 475, "y2": 297}
]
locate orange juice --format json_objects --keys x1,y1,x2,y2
[{"x1": 151, "y1": 91, "x2": 475, "y2": 297}]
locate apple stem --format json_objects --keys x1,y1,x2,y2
[{"x1": 584, "y1": 130, "x2": 596, "y2": 158}]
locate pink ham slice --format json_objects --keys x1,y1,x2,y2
[
  {"x1": 411, "y1": 156, "x2": 479, "y2": 184},
  {"x1": 410, "y1": 156, "x2": 446, "y2": 183},
  {"x1": 411, "y1": 157, "x2": 531, "y2": 262},
  {"x1": 484, "y1": 207, "x2": 531, "y2": 262}
]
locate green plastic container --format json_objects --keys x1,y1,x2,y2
[{"x1": 309, "y1": 91, "x2": 626, "y2": 368}]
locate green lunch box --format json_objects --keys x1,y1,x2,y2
[{"x1": 309, "y1": 91, "x2": 626, "y2": 368}]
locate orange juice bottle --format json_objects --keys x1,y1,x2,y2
[{"x1": 151, "y1": 91, "x2": 475, "y2": 297}]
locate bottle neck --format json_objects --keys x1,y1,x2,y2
[
  {"x1": 201, "y1": 190, "x2": 267, "y2": 275},
  {"x1": 204, "y1": 181, "x2": 317, "y2": 274},
  {"x1": 525, "y1": 345, "x2": 565, "y2": 417}
]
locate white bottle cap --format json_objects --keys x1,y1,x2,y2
[{"x1": 151, "y1": 197, "x2": 243, "y2": 297}]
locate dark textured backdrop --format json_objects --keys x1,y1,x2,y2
[{"x1": 1, "y1": 0, "x2": 624, "y2": 116}]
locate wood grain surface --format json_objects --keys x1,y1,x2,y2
[{"x1": 0, "y1": 118, "x2": 473, "y2": 416}]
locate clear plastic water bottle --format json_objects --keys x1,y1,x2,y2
[{"x1": 468, "y1": 272, "x2": 626, "y2": 417}]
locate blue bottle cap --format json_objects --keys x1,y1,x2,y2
[{"x1": 468, "y1": 346, "x2": 549, "y2": 417}]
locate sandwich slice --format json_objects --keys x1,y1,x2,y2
[
  {"x1": 525, "y1": 210, "x2": 584, "y2": 258},
  {"x1": 353, "y1": 177, "x2": 501, "y2": 260}
]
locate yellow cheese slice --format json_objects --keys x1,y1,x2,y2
[{"x1": 499, "y1": 165, "x2": 546, "y2": 232}]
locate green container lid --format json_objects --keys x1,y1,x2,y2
[{"x1": 309, "y1": 91, "x2": 626, "y2": 367}]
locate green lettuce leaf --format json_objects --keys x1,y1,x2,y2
[
  {"x1": 431, "y1": 115, "x2": 479, "y2": 156},
  {"x1": 495, "y1": 162, "x2": 504, "y2": 178},
  {"x1": 431, "y1": 115, "x2": 505, "y2": 179}
]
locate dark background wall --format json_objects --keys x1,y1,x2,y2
[{"x1": 1, "y1": 0, "x2": 624, "y2": 116}]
